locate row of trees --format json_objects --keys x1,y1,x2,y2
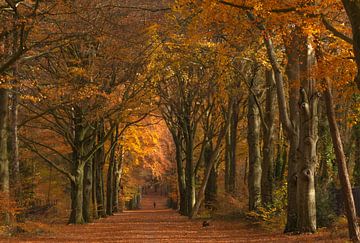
[
  {"x1": 147, "y1": 0, "x2": 360, "y2": 241},
  {"x1": 0, "y1": 0, "x2": 168, "y2": 225}
]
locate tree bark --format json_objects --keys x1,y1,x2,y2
[
  {"x1": 106, "y1": 131, "x2": 116, "y2": 216},
  {"x1": 95, "y1": 123, "x2": 107, "y2": 218},
  {"x1": 261, "y1": 69, "x2": 275, "y2": 206},
  {"x1": 283, "y1": 33, "x2": 300, "y2": 233},
  {"x1": 204, "y1": 142, "x2": 217, "y2": 208},
  {"x1": 69, "y1": 165, "x2": 85, "y2": 224},
  {"x1": 247, "y1": 88, "x2": 262, "y2": 211},
  {"x1": 225, "y1": 98, "x2": 239, "y2": 194},
  {"x1": 9, "y1": 92, "x2": 19, "y2": 196},
  {"x1": 113, "y1": 142, "x2": 123, "y2": 213},
  {"x1": 296, "y1": 37, "x2": 318, "y2": 233},
  {"x1": 324, "y1": 78, "x2": 360, "y2": 242},
  {"x1": 174, "y1": 134, "x2": 187, "y2": 215},
  {"x1": 0, "y1": 89, "x2": 10, "y2": 224},
  {"x1": 83, "y1": 124, "x2": 96, "y2": 223}
]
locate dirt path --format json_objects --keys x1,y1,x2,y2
[{"x1": 1, "y1": 193, "x2": 344, "y2": 242}]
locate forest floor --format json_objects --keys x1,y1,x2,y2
[{"x1": 0, "y1": 193, "x2": 347, "y2": 242}]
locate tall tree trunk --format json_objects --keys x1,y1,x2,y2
[
  {"x1": 342, "y1": 0, "x2": 360, "y2": 90},
  {"x1": 113, "y1": 143, "x2": 122, "y2": 213},
  {"x1": 174, "y1": 136, "x2": 187, "y2": 215},
  {"x1": 225, "y1": 99, "x2": 239, "y2": 194},
  {"x1": 296, "y1": 37, "x2": 318, "y2": 233},
  {"x1": 106, "y1": 131, "x2": 116, "y2": 216},
  {"x1": 9, "y1": 92, "x2": 19, "y2": 198},
  {"x1": 69, "y1": 165, "x2": 85, "y2": 224},
  {"x1": 283, "y1": 34, "x2": 300, "y2": 233},
  {"x1": 83, "y1": 158, "x2": 93, "y2": 223},
  {"x1": 69, "y1": 107, "x2": 88, "y2": 224},
  {"x1": 185, "y1": 133, "x2": 195, "y2": 217},
  {"x1": 204, "y1": 142, "x2": 217, "y2": 208},
  {"x1": 0, "y1": 89, "x2": 10, "y2": 224},
  {"x1": 83, "y1": 125, "x2": 96, "y2": 223},
  {"x1": 247, "y1": 89, "x2": 262, "y2": 211},
  {"x1": 324, "y1": 78, "x2": 360, "y2": 242},
  {"x1": 95, "y1": 122, "x2": 106, "y2": 218},
  {"x1": 261, "y1": 69, "x2": 275, "y2": 206},
  {"x1": 9, "y1": 13, "x2": 20, "y2": 199},
  {"x1": 92, "y1": 155, "x2": 98, "y2": 219}
]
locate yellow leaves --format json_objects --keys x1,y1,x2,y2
[{"x1": 68, "y1": 67, "x2": 87, "y2": 78}]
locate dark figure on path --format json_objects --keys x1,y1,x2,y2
[
  {"x1": 202, "y1": 220, "x2": 210, "y2": 227},
  {"x1": 153, "y1": 202, "x2": 156, "y2": 208}
]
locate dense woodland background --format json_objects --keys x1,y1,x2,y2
[{"x1": 1, "y1": 0, "x2": 360, "y2": 241}]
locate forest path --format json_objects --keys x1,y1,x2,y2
[{"x1": 4, "y1": 193, "x2": 343, "y2": 242}]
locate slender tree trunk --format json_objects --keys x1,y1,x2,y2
[
  {"x1": 225, "y1": 99, "x2": 239, "y2": 194},
  {"x1": 183, "y1": 119, "x2": 195, "y2": 217},
  {"x1": 92, "y1": 156, "x2": 98, "y2": 219},
  {"x1": 9, "y1": 13, "x2": 19, "y2": 198},
  {"x1": 225, "y1": 128, "x2": 231, "y2": 192},
  {"x1": 0, "y1": 89, "x2": 10, "y2": 225},
  {"x1": 174, "y1": 136, "x2": 187, "y2": 215},
  {"x1": 113, "y1": 143, "x2": 122, "y2": 213},
  {"x1": 185, "y1": 137, "x2": 195, "y2": 216},
  {"x1": 324, "y1": 78, "x2": 360, "y2": 242},
  {"x1": 83, "y1": 126, "x2": 95, "y2": 223},
  {"x1": 106, "y1": 131, "x2": 116, "y2": 215},
  {"x1": 9, "y1": 92, "x2": 19, "y2": 197},
  {"x1": 94, "y1": 122, "x2": 106, "y2": 218},
  {"x1": 247, "y1": 89, "x2": 262, "y2": 211},
  {"x1": 204, "y1": 142, "x2": 217, "y2": 208},
  {"x1": 261, "y1": 69, "x2": 275, "y2": 206}
]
